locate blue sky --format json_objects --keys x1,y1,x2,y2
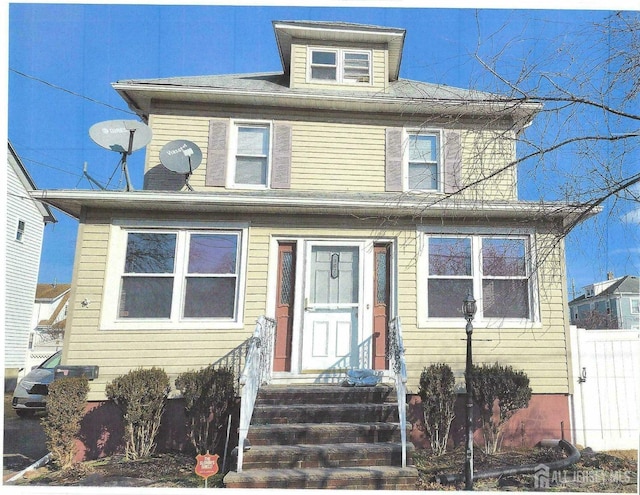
[{"x1": 5, "y1": 2, "x2": 639, "y2": 295}]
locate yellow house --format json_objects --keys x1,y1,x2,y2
[{"x1": 35, "y1": 20, "x2": 594, "y2": 486}]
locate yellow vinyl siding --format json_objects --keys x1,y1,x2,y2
[
  {"x1": 289, "y1": 42, "x2": 387, "y2": 92},
  {"x1": 291, "y1": 122, "x2": 385, "y2": 191},
  {"x1": 144, "y1": 116, "x2": 519, "y2": 200},
  {"x1": 458, "y1": 130, "x2": 517, "y2": 201},
  {"x1": 65, "y1": 209, "x2": 569, "y2": 400},
  {"x1": 400, "y1": 230, "x2": 570, "y2": 395},
  {"x1": 144, "y1": 114, "x2": 211, "y2": 191}
]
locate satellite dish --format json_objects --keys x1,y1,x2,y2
[
  {"x1": 89, "y1": 120, "x2": 152, "y2": 153},
  {"x1": 160, "y1": 140, "x2": 202, "y2": 190},
  {"x1": 88, "y1": 120, "x2": 152, "y2": 192}
]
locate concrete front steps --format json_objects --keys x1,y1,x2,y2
[{"x1": 224, "y1": 384, "x2": 418, "y2": 490}]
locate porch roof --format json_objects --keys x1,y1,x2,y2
[{"x1": 31, "y1": 189, "x2": 598, "y2": 230}]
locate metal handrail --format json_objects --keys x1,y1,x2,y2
[
  {"x1": 236, "y1": 316, "x2": 275, "y2": 473},
  {"x1": 388, "y1": 316, "x2": 408, "y2": 468}
]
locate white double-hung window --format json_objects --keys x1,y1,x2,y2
[
  {"x1": 406, "y1": 131, "x2": 441, "y2": 192},
  {"x1": 419, "y1": 229, "x2": 537, "y2": 325},
  {"x1": 309, "y1": 48, "x2": 371, "y2": 84},
  {"x1": 103, "y1": 223, "x2": 248, "y2": 330},
  {"x1": 230, "y1": 122, "x2": 271, "y2": 188}
]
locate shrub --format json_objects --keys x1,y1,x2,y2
[
  {"x1": 41, "y1": 376, "x2": 89, "y2": 470},
  {"x1": 175, "y1": 366, "x2": 236, "y2": 455},
  {"x1": 105, "y1": 367, "x2": 171, "y2": 460},
  {"x1": 418, "y1": 364, "x2": 456, "y2": 456},
  {"x1": 471, "y1": 362, "x2": 532, "y2": 454}
]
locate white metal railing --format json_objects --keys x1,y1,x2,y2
[
  {"x1": 236, "y1": 316, "x2": 275, "y2": 472},
  {"x1": 388, "y1": 316, "x2": 408, "y2": 468}
]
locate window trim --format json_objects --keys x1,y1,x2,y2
[
  {"x1": 417, "y1": 226, "x2": 540, "y2": 328},
  {"x1": 404, "y1": 129, "x2": 443, "y2": 193},
  {"x1": 101, "y1": 220, "x2": 249, "y2": 331},
  {"x1": 307, "y1": 47, "x2": 372, "y2": 85},
  {"x1": 227, "y1": 119, "x2": 272, "y2": 189}
]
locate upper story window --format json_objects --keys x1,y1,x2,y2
[
  {"x1": 407, "y1": 132, "x2": 441, "y2": 191},
  {"x1": 631, "y1": 298, "x2": 640, "y2": 314},
  {"x1": 16, "y1": 220, "x2": 26, "y2": 242},
  {"x1": 230, "y1": 122, "x2": 271, "y2": 188},
  {"x1": 309, "y1": 48, "x2": 371, "y2": 84},
  {"x1": 418, "y1": 230, "x2": 537, "y2": 325}
]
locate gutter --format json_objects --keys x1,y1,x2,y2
[{"x1": 436, "y1": 439, "x2": 581, "y2": 485}]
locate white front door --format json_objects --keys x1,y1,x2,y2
[{"x1": 302, "y1": 244, "x2": 362, "y2": 371}]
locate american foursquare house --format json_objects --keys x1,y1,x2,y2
[{"x1": 34, "y1": 20, "x2": 595, "y2": 484}]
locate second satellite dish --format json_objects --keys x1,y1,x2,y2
[
  {"x1": 160, "y1": 140, "x2": 203, "y2": 174},
  {"x1": 89, "y1": 120, "x2": 152, "y2": 153}
]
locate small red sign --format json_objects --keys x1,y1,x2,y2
[{"x1": 195, "y1": 452, "x2": 220, "y2": 479}]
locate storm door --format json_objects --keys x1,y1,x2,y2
[{"x1": 302, "y1": 244, "x2": 362, "y2": 371}]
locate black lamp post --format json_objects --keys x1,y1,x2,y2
[{"x1": 463, "y1": 291, "x2": 477, "y2": 491}]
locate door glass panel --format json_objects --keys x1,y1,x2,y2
[
  {"x1": 310, "y1": 246, "x2": 359, "y2": 305},
  {"x1": 280, "y1": 251, "x2": 294, "y2": 305},
  {"x1": 376, "y1": 251, "x2": 388, "y2": 304}
]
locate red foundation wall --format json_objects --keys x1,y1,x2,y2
[{"x1": 408, "y1": 393, "x2": 571, "y2": 451}]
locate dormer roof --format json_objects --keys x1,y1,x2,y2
[{"x1": 272, "y1": 20, "x2": 405, "y2": 82}]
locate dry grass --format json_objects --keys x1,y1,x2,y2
[{"x1": 16, "y1": 447, "x2": 638, "y2": 491}]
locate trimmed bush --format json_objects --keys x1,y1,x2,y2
[
  {"x1": 41, "y1": 376, "x2": 90, "y2": 470},
  {"x1": 175, "y1": 366, "x2": 236, "y2": 455},
  {"x1": 105, "y1": 367, "x2": 171, "y2": 460},
  {"x1": 471, "y1": 362, "x2": 532, "y2": 454},
  {"x1": 418, "y1": 364, "x2": 456, "y2": 456}
]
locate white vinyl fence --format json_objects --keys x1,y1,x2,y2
[{"x1": 570, "y1": 326, "x2": 639, "y2": 451}]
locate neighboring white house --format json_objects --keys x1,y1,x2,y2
[
  {"x1": 5, "y1": 141, "x2": 56, "y2": 390},
  {"x1": 18, "y1": 283, "x2": 70, "y2": 379}
]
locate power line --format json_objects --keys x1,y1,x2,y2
[
  {"x1": 10, "y1": 68, "x2": 138, "y2": 116},
  {"x1": 19, "y1": 157, "x2": 85, "y2": 178}
]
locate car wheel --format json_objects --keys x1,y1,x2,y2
[{"x1": 15, "y1": 409, "x2": 36, "y2": 419}]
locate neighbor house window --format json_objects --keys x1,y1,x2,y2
[
  {"x1": 231, "y1": 122, "x2": 271, "y2": 187},
  {"x1": 423, "y1": 233, "x2": 533, "y2": 321},
  {"x1": 631, "y1": 298, "x2": 640, "y2": 314},
  {"x1": 406, "y1": 131, "x2": 441, "y2": 191},
  {"x1": 118, "y1": 229, "x2": 242, "y2": 322},
  {"x1": 16, "y1": 220, "x2": 25, "y2": 241},
  {"x1": 309, "y1": 48, "x2": 371, "y2": 84}
]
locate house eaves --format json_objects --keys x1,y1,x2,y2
[
  {"x1": 113, "y1": 74, "x2": 541, "y2": 129},
  {"x1": 8, "y1": 141, "x2": 57, "y2": 223},
  {"x1": 31, "y1": 189, "x2": 598, "y2": 231}
]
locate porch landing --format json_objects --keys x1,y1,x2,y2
[{"x1": 224, "y1": 384, "x2": 418, "y2": 490}]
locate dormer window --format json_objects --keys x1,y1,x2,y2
[{"x1": 308, "y1": 48, "x2": 371, "y2": 84}]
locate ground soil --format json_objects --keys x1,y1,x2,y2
[{"x1": 13, "y1": 446, "x2": 638, "y2": 491}]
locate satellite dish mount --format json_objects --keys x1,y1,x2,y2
[
  {"x1": 88, "y1": 120, "x2": 153, "y2": 191},
  {"x1": 159, "y1": 140, "x2": 203, "y2": 191}
]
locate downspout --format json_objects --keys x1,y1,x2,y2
[{"x1": 437, "y1": 439, "x2": 581, "y2": 485}]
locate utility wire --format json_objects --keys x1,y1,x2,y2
[
  {"x1": 10, "y1": 68, "x2": 138, "y2": 116},
  {"x1": 20, "y1": 157, "x2": 85, "y2": 178}
]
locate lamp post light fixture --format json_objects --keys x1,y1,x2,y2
[{"x1": 463, "y1": 291, "x2": 477, "y2": 491}]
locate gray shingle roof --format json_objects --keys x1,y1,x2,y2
[{"x1": 115, "y1": 72, "x2": 502, "y2": 103}]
